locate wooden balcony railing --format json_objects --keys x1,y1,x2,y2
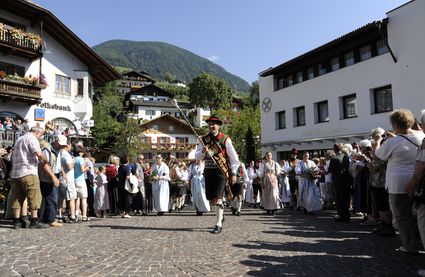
[
  {"x1": 146, "y1": 142, "x2": 196, "y2": 151},
  {"x1": 0, "y1": 79, "x2": 42, "y2": 103},
  {"x1": 0, "y1": 25, "x2": 42, "y2": 59}
]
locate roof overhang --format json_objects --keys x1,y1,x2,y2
[
  {"x1": 260, "y1": 20, "x2": 388, "y2": 77},
  {"x1": 0, "y1": 0, "x2": 122, "y2": 86}
]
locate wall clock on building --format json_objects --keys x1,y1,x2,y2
[{"x1": 262, "y1": 97, "x2": 272, "y2": 113}]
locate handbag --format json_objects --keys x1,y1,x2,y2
[
  {"x1": 411, "y1": 174, "x2": 425, "y2": 204},
  {"x1": 125, "y1": 174, "x2": 139, "y2": 194}
]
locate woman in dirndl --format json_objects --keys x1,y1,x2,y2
[
  {"x1": 296, "y1": 151, "x2": 322, "y2": 213},
  {"x1": 258, "y1": 152, "x2": 282, "y2": 215}
]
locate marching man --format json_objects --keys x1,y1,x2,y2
[
  {"x1": 231, "y1": 161, "x2": 249, "y2": 216},
  {"x1": 195, "y1": 116, "x2": 240, "y2": 234}
]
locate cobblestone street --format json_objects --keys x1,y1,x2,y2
[{"x1": 0, "y1": 206, "x2": 424, "y2": 276}]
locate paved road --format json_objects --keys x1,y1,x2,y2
[{"x1": 0, "y1": 206, "x2": 424, "y2": 277}]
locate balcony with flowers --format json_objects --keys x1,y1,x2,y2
[
  {"x1": 0, "y1": 23, "x2": 42, "y2": 60},
  {"x1": 0, "y1": 71, "x2": 47, "y2": 104}
]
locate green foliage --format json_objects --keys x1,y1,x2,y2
[
  {"x1": 92, "y1": 82, "x2": 124, "y2": 149},
  {"x1": 114, "y1": 118, "x2": 148, "y2": 159},
  {"x1": 163, "y1": 72, "x2": 176, "y2": 82},
  {"x1": 188, "y1": 72, "x2": 233, "y2": 111},
  {"x1": 155, "y1": 81, "x2": 189, "y2": 101},
  {"x1": 93, "y1": 40, "x2": 250, "y2": 92},
  {"x1": 249, "y1": 81, "x2": 260, "y2": 107},
  {"x1": 215, "y1": 106, "x2": 261, "y2": 163},
  {"x1": 114, "y1": 66, "x2": 134, "y2": 74}
]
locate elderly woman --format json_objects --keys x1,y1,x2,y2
[
  {"x1": 405, "y1": 109, "x2": 425, "y2": 251},
  {"x1": 258, "y1": 152, "x2": 281, "y2": 215},
  {"x1": 375, "y1": 109, "x2": 425, "y2": 254}
]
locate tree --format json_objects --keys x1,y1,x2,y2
[
  {"x1": 188, "y1": 72, "x2": 233, "y2": 111},
  {"x1": 114, "y1": 118, "x2": 147, "y2": 159},
  {"x1": 91, "y1": 82, "x2": 124, "y2": 149},
  {"x1": 215, "y1": 105, "x2": 261, "y2": 163},
  {"x1": 249, "y1": 80, "x2": 259, "y2": 107},
  {"x1": 245, "y1": 127, "x2": 256, "y2": 163},
  {"x1": 163, "y1": 72, "x2": 176, "y2": 82},
  {"x1": 155, "y1": 81, "x2": 189, "y2": 101}
]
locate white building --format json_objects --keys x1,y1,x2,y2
[
  {"x1": 139, "y1": 114, "x2": 198, "y2": 160},
  {"x1": 0, "y1": 0, "x2": 120, "y2": 135},
  {"x1": 259, "y1": 0, "x2": 425, "y2": 160},
  {"x1": 125, "y1": 84, "x2": 210, "y2": 128}
]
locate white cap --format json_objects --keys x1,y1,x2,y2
[{"x1": 57, "y1": 135, "x2": 68, "y2": 146}]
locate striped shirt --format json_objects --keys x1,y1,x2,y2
[{"x1": 11, "y1": 132, "x2": 41, "y2": 178}]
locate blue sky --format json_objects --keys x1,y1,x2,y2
[{"x1": 35, "y1": 0, "x2": 409, "y2": 84}]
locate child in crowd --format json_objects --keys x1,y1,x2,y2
[{"x1": 94, "y1": 166, "x2": 109, "y2": 218}]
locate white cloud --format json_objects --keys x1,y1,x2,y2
[{"x1": 207, "y1": 55, "x2": 220, "y2": 63}]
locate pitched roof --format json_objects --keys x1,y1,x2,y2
[
  {"x1": 122, "y1": 71, "x2": 155, "y2": 82},
  {"x1": 139, "y1": 114, "x2": 194, "y2": 133},
  {"x1": 0, "y1": 0, "x2": 121, "y2": 86}
]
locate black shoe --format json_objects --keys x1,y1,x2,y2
[
  {"x1": 196, "y1": 211, "x2": 203, "y2": 216},
  {"x1": 212, "y1": 225, "x2": 222, "y2": 234},
  {"x1": 335, "y1": 217, "x2": 350, "y2": 223},
  {"x1": 236, "y1": 211, "x2": 241, "y2": 216},
  {"x1": 19, "y1": 217, "x2": 30, "y2": 228},
  {"x1": 29, "y1": 220, "x2": 48, "y2": 229},
  {"x1": 157, "y1": 212, "x2": 164, "y2": 216},
  {"x1": 232, "y1": 208, "x2": 236, "y2": 215}
]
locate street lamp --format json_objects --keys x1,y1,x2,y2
[{"x1": 254, "y1": 135, "x2": 260, "y2": 160}]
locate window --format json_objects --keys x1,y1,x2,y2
[
  {"x1": 55, "y1": 75, "x2": 71, "y2": 95},
  {"x1": 76, "y1": 78, "x2": 84, "y2": 97},
  {"x1": 342, "y1": 94, "x2": 357, "y2": 118},
  {"x1": 317, "y1": 63, "x2": 327, "y2": 76},
  {"x1": 376, "y1": 40, "x2": 389, "y2": 55},
  {"x1": 330, "y1": 57, "x2": 340, "y2": 71},
  {"x1": 0, "y1": 61, "x2": 25, "y2": 76},
  {"x1": 146, "y1": 110, "x2": 156, "y2": 116},
  {"x1": 152, "y1": 124, "x2": 158, "y2": 130},
  {"x1": 294, "y1": 106, "x2": 306, "y2": 127},
  {"x1": 315, "y1": 101, "x2": 329, "y2": 123},
  {"x1": 307, "y1": 67, "x2": 314, "y2": 80},
  {"x1": 169, "y1": 125, "x2": 174, "y2": 134},
  {"x1": 296, "y1": 71, "x2": 303, "y2": 83},
  {"x1": 344, "y1": 51, "x2": 355, "y2": 66},
  {"x1": 274, "y1": 76, "x2": 284, "y2": 91},
  {"x1": 284, "y1": 75, "x2": 293, "y2": 87},
  {"x1": 276, "y1": 111, "x2": 286, "y2": 129},
  {"x1": 359, "y1": 45, "x2": 372, "y2": 61},
  {"x1": 373, "y1": 85, "x2": 393, "y2": 113}
]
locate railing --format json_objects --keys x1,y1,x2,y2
[
  {"x1": 0, "y1": 79, "x2": 42, "y2": 100},
  {"x1": 0, "y1": 26, "x2": 41, "y2": 53},
  {"x1": 146, "y1": 142, "x2": 196, "y2": 151},
  {"x1": 1, "y1": 131, "x2": 94, "y2": 148}
]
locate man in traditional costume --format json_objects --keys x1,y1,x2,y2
[
  {"x1": 195, "y1": 116, "x2": 240, "y2": 234},
  {"x1": 231, "y1": 162, "x2": 249, "y2": 216}
]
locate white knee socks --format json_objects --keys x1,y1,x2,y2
[{"x1": 214, "y1": 205, "x2": 224, "y2": 227}]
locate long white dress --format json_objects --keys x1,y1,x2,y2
[
  {"x1": 295, "y1": 160, "x2": 322, "y2": 212},
  {"x1": 189, "y1": 163, "x2": 210, "y2": 212},
  {"x1": 152, "y1": 163, "x2": 171, "y2": 212},
  {"x1": 94, "y1": 173, "x2": 110, "y2": 211},
  {"x1": 280, "y1": 161, "x2": 291, "y2": 203},
  {"x1": 245, "y1": 167, "x2": 255, "y2": 204}
]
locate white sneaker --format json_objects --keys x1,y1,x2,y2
[{"x1": 123, "y1": 214, "x2": 131, "y2": 218}]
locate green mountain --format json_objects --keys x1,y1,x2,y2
[{"x1": 92, "y1": 40, "x2": 250, "y2": 92}]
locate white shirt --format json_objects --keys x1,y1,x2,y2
[
  {"x1": 195, "y1": 133, "x2": 240, "y2": 175},
  {"x1": 375, "y1": 132, "x2": 425, "y2": 194}
]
